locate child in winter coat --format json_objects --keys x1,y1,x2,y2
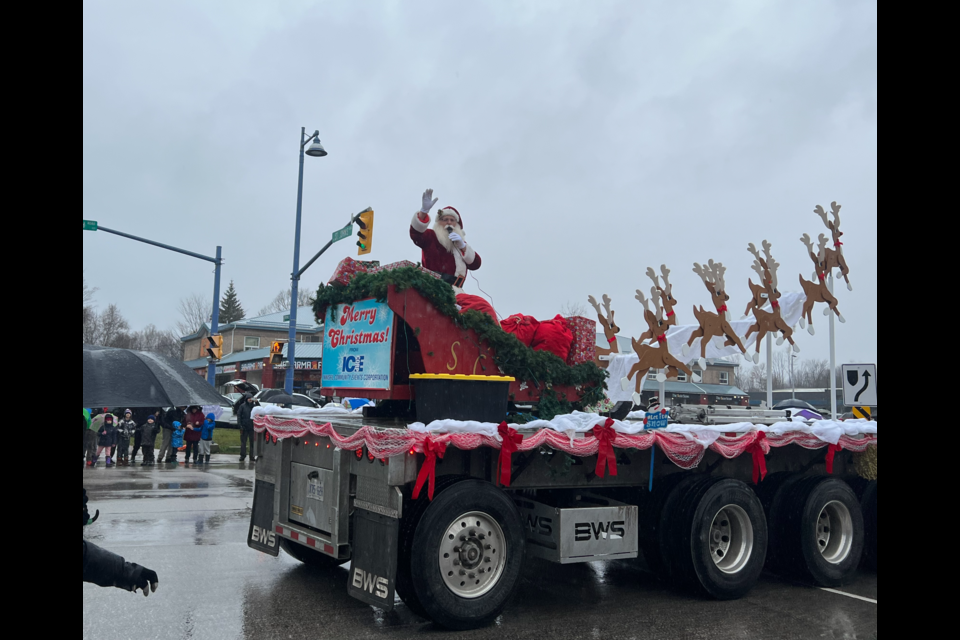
[
  {"x1": 170, "y1": 422, "x2": 185, "y2": 463},
  {"x1": 198, "y1": 413, "x2": 216, "y2": 464},
  {"x1": 115, "y1": 409, "x2": 136, "y2": 466},
  {"x1": 96, "y1": 415, "x2": 118, "y2": 467},
  {"x1": 138, "y1": 415, "x2": 159, "y2": 466}
]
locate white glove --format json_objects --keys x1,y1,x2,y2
[
  {"x1": 448, "y1": 232, "x2": 466, "y2": 249},
  {"x1": 421, "y1": 189, "x2": 438, "y2": 214}
]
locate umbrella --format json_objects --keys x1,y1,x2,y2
[
  {"x1": 773, "y1": 398, "x2": 819, "y2": 411},
  {"x1": 83, "y1": 344, "x2": 226, "y2": 408}
]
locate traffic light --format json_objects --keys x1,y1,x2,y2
[
  {"x1": 356, "y1": 208, "x2": 374, "y2": 255},
  {"x1": 270, "y1": 340, "x2": 285, "y2": 365},
  {"x1": 206, "y1": 334, "x2": 223, "y2": 360}
]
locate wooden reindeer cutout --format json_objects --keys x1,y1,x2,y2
[
  {"x1": 744, "y1": 240, "x2": 799, "y2": 363},
  {"x1": 798, "y1": 233, "x2": 845, "y2": 335},
  {"x1": 814, "y1": 202, "x2": 852, "y2": 291},
  {"x1": 620, "y1": 287, "x2": 698, "y2": 407},
  {"x1": 588, "y1": 294, "x2": 620, "y2": 368},
  {"x1": 684, "y1": 260, "x2": 747, "y2": 371},
  {"x1": 646, "y1": 265, "x2": 678, "y2": 328}
]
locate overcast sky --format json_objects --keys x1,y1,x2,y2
[{"x1": 83, "y1": 0, "x2": 877, "y2": 367}]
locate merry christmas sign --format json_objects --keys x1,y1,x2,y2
[{"x1": 321, "y1": 299, "x2": 395, "y2": 390}]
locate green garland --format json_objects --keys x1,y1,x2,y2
[{"x1": 314, "y1": 266, "x2": 608, "y2": 417}]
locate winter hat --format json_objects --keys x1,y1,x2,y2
[
  {"x1": 437, "y1": 206, "x2": 462, "y2": 228},
  {"x1": 172, "y1": 421, "x2": 182, "y2": 428},
  {"x1": 104, "y1": 414, "x2": 114, "y2": 424},
  {"x1": 147, "y1": 415, "x2": 156, "y2": 421},
  {"x1": 205, "y1": 413, "x2": 216, "y2": 422},
  {"x1": 124, "y1": 409, "x2": 133, "y2": 416}
]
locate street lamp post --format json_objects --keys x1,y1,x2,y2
[
  {"x1": 285, "y1": 127, "x2": 327, "y2": 394},
  {"x1": 791, "y1": 353, "x2": 797, "y2": 400}
]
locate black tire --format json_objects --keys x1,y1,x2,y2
[
  {"x1": 279, "y1": 538, "x2": 345, "y2": 569},
  {"x1": 664, "y1": 477, "x2": 768, "y2": 600},
  {"x1": 862, "y1": 481, "x2": 877, "y2": 571},
  {"x1": 395, "y1": 475, "x2": 469, "y2": 619},
  {"x1": 776, "y1": 477, "x2": 864, "y2": 587},
  {"x1": 638, "y1": 473, "x2": 703, "y2": 581},
  {"x1": 758, "y1": 473, "x2": 806, "y2": 572},
  {"x1": 409, "y1": 479, "x2": 525, "y2": 630}
]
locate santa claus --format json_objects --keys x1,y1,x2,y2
[{"x1": 410, "y1": 188, "x2": 481, "y2": 291}]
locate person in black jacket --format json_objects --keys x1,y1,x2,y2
[
  {"x1": 236, "y1": 394, "x2": 258, "y2": 463},
  {"x1": 158, "y1": 407, "x2": 185, "y2": 463},
  {"x1": 83, "y1": 489, "x2": 159, "y2": 596}
]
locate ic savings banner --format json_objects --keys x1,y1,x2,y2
[{"x1": 321, "y1": 299, "x2": 394, "y2": 390}]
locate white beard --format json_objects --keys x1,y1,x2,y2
[{"x1": 433, "y1": 220, "x2": 465, "y2": 253}]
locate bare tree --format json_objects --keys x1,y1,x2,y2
[
  {"x1": 97, "y1": 304, "x2": 132, "y2": 347},
  {"x1": 559, "y1": 300, "x2": 589, "y2": 318},
  {"x1": 175, "y1": 293, "x2": 212, "y2": 337},
  {"x1": 83, "y1": 275, "x2": 99, "y2": 343},
  {"x1": 130, "y1": 324, "x2": 182, "y2": 359},
  {"x1": 258, "y1": 287, "x2": 314, "y2": 316}
]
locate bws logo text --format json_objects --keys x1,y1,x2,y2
[
  {"x1": 525, "y1": 514, "x2": 553, "y2": 537},
  {"x1": 251, "y1": 525, "x2": 277, "y2": 547},
  {"x1": 352, "y1": 567, "x2": 389, "y2": 599},
  {"x1": 574, "y1": 521, "x2": 626, "y2": 542}
]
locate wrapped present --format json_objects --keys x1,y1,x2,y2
[
  {"x1": 564, "y1": 316, "x2": 597, "y2": 365},
  {"x1": 327, "y1": 257, "x2": 380, "y2": 285},
  {"x1": 370, "y1": 260, "x2": 442, "y2": 280}
]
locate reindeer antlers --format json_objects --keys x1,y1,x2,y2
[
  {"x1": 814, "y1": 202, "x2": 842, "y2": 231},
  {"x1": 635, "y1": 288, "x2": 650, "y2": 310},
  {"x1": 660, "y1": 265, "x2": 672, "y2": 295},
  {"x1": 762, "y1": 240, "x2": 780, "y2": 290},
  {"x1": 708, "y1": 259, "x2": 726, "y2": 291},
  {"x1": 588, "y1": 294, "x2": 615, "y2": 322}
]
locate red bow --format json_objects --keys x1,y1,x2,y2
[
  {"x1": 771, "y1": 299, "x2": 780, "y2": 309},
  {"x1": 717, "y1": 304, "x2": 728, "y2": 314},
  {"x1": 818, "y1": 272, "x2": 826, "y2": 281},
  {"x1": 834, "y1": 241, "x2": 843, "y2": 247},
  {"x1": 748, "y1": 432, "x2": 768, "y2": 484},
  {"x1": 497, "y1": 422, "x2": 523, "y2": 487},
  {"x1": 825, "y1": 443, "x2": 843, "y2": 474},
  {"x1": 655, "y1": 334, "x2": 667, "y2": 344},
  {"x1": 592, "y1": 419, "x2": 618, "y2": 478},
  {"x1": 412, "y1": 437, "x2": 447, "y2": 500}
]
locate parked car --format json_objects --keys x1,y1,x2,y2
[{"x1": 253, "y1": 388, "x2": 321, "y2": 409}]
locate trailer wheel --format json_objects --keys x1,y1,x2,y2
[
  {"x1": 279, "y1": 538, "x2": 344, "y2": 569},
  {"x1": 396, "y1": 475, "x2": 468, "y2": 619},
  {"x1": 409, "y1": 480, "x2": 524, "y2": 630},
  {"x1": 777, "y1": 477, "x2": 864, "y2": 586},
  {"x1": 665, "y1": 477, "x2": 768, "y2": 600},
  {"x1": 862, "y1": 481, "x2": 877, "y2": 571},
  {"x1": 640, "y1": 474, "x2": 712, "y2": 583},
  {"x1": 757, "y1": 472, "x2": 805, "y2": 572}
]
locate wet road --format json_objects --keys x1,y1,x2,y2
[{"x1": 82, "y1": 459, "x2": 877, "y2": 640}]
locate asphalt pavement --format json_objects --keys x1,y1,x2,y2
[{"x1": 82, "y1": 458, "x2": 877, "y2": 640}]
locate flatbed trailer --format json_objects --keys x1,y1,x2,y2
[{"x1": 248, "y1": 411, "x2": 877, "y2": 629}]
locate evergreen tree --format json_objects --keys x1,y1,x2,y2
[{"x1": 219, "y1": 281, "x2": 245, "y2": 324}]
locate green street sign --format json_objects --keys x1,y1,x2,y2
[
  {"x1": 83, "y1": 220, "x2": 98, "y2": 231},
  {"x1": 331, "y1": 222, "x2": 352, "y2": 243},
  {"x1": 283, "y1": 314, "x2": 290, "y2": 322}
]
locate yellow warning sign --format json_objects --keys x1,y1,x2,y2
[{"x1": 852, "y1": 406, "x2": 872, "y2": 420}]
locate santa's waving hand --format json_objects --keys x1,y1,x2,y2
[{"x1": 410, "y1": 189, "x2": 481, "y2": 290}]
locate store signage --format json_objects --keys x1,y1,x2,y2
[
  {"x1": 322, "y1": 299, "x2": 393, "y2": 390},
  {"x1": 240, "y1": 361, "x2": 263, "y2": 372},
  {"x1": 273, "y1": 360, "x2": 321, "y2": 370}
]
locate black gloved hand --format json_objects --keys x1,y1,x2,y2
[{"x1": 125, "y1": 564, "x2": 160, "y2": 597}]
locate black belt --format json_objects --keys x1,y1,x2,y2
[{"x1": 440, "y1": 273, "x2": 467, "y2": 288}]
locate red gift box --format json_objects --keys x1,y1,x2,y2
[
  {"x1": 327, "y1": 257, "x2": 380, "y2": 285},
  {"x1": 564, "y1": 316, "x2": 597, "y2": 365},
  {"x1": 370, "y1": 260, "x2": 442, "y2": 280}
]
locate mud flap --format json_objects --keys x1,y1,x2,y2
[
  {"x1": 347, "y1": 510, "x2": 399, "y2": 610},
  {"x1": 248, "y1": 479, "x2": 280, "y2": 556}
]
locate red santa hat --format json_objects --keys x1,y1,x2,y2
[{"x1": 437, "y1": 206, "x2": 463, "y2": 228}]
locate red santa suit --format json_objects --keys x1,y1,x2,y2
[{"x1": 410, "y1": 206, "x2": 481, "y2": 286}]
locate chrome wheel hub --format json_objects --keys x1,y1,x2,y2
[
  {"x1": 438, "y1": 511, "x2": 506, "y2": 598},
  {"x1": 817, "y1": 500, "x2": 854, "y2": 564},
  {"x1": 709, "y1": 505, "x2": 754, "y2": 574}
]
